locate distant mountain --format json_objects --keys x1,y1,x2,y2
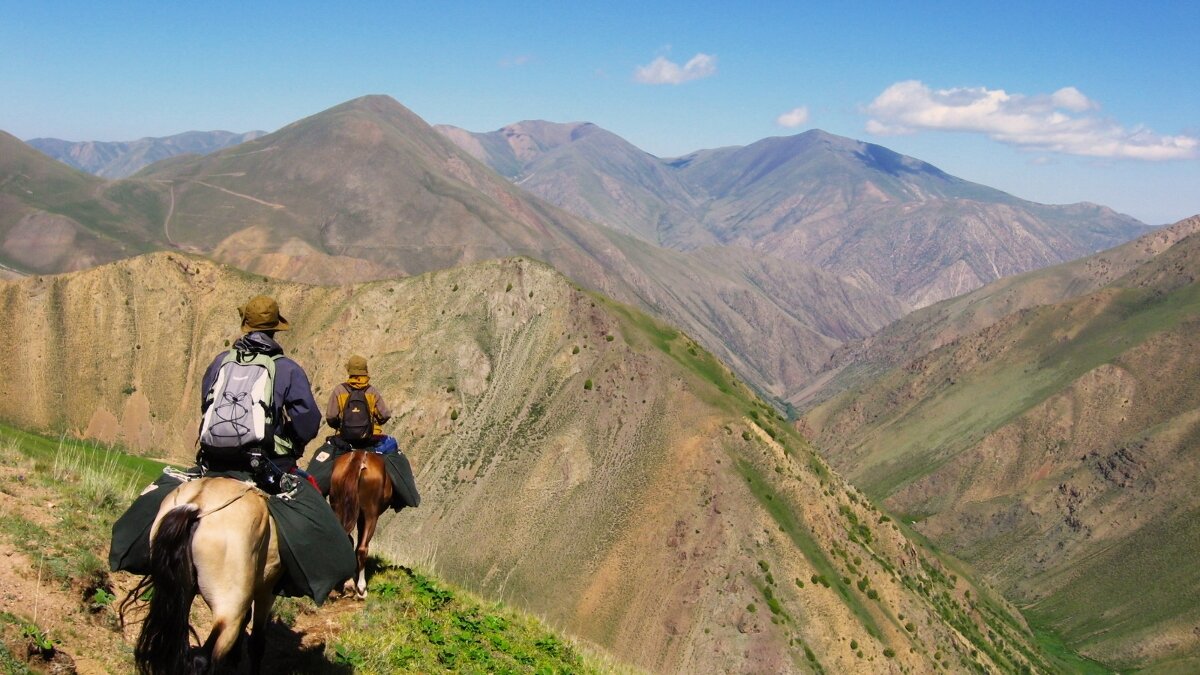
[
  {"x1": 0, "y1": 252, "x2": 1057, "y2": 673},
  {"x1": 439, "y1": 123, "x2": 1151, "y2": 308},
  {"x1": 800, "y1": 215, "x2": 1200, "y2": 670},
  {"x1": 0, "y1": 131, "x2": 160, "y2": 274},
  {"x1": 27, "y1": 130, "x2": 267, "y2": 179}
]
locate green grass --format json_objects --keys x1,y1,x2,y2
[
  {"x1": 0, "y1": 423, "x2": 165, "y2": 486},
  {"x1": 0, "y1": 426, "x2": 165, "y2": 593},
  {"x1": 1027, "y1": 622, "x2": 1112, "y2": 675},
  {"x1": 735, "y1": 459, "x2": 884, "y2": 640},
  {"x1": 0, "y1": 613, "x2": 36, "y2": 675},
  {"x1": 332, "y1": 563, "x2": 617, "y2": 674}
]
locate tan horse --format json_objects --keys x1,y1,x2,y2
[
  {"x1": 330, "y1": 450, "x2": 392, "y2": 599},
  {"x1": 127, "y1": 477, "x2": 281, "y2": 675}
]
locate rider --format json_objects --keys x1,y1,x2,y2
[
  {"x1": 200, "y1": 295, "x2": 321, "y2": 475},
  {"x1": 325, "y1": 354, "x2": 391, "y2": 445}
]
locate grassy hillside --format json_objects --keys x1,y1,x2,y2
[
  {"x1": 0, "y1": 424, "x2": 622, "y2": 674},
  {"x1": 0, "y1": 253, "x2": 1055, "y2": 672},
  {"x1": 803, "y1": 226, "x2": 1200, "y2": 669}
]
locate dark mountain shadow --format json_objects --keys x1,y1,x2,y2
[{"x1": 853, "y1": 143, "x2": 949, "y2": 179}]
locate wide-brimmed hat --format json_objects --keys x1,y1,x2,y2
[
  {"x1": 239, "y1": 295, "x2": 291, "y2": 333},
  {"x1": 346, "y1": 355, "x2": 369, "y2": 376}
]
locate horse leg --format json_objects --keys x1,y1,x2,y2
[
  {"x1": 193, "y1": 527, "x2": 256, "y2": 670},
  {"x1": 355, "y1": 501, "x2": 384, "y2": 599},
  {"x1": 247, "y1": 584, "x2": 275, "y2": 675}
]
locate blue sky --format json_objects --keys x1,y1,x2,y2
[{"x1": 2, "y1": 1, "x2": 1197, "y2": 224}]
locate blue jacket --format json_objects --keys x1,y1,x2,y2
[{"x1": 200, "y1": 331, "x2": 321, "y2": 458}]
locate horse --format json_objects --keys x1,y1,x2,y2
[
  {"x1": 330, "y1": 450, "x2": 393, "y2": 599},
  {"x1": 125, "y1": 477, "x2": 281, "y2": 675}
]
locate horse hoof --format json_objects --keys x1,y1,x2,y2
[{"x1": 355, "y1": 589, "x2": 367, "y2": 601}]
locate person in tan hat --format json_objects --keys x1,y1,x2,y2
[
  {"x1": 198, "y1": 295, "x2": 321, "y2": 474},
  {"x1": 325, "y1": 355, "x2": 391, "y2": 444}
]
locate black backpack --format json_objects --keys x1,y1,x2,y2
[{"x1": 340, "y1": 388, "x2": 373, "y2": 442}]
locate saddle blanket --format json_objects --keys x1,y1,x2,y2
[{"x1": 108, "y1": 468, "x2": 355, "y2": 605}]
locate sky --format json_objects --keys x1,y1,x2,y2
[{"x1": 2, "y1": 1, "x2": 1197, "y2": 225}]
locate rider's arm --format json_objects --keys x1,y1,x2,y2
[
  {"x1": 325, "y1": 385, "x2": 343, "y2": 429},
  {"x1": 278, "y1": 360, "x2": 321, "y2": 453},
  {"x1": 372, "y1": 387, "x2": 392, "y2": 424}
]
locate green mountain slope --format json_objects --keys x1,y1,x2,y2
[
  {"x1": 0, "y1": 131, "x2": 160, "y2": 274},
  {"x1": 0, "y1": 253, "x2": 1053, "y2": 673},
  {"x1": 799, "y1": 215, "x2": 1200, "y2": 410},
  {"x1": 802, "y1": 217, "x2": 1200, "y2": 669}
]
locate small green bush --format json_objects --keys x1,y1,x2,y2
[
  {"x1": 450, "y1": 409, "x2": 459, "y2": 421},
  {"x1": 883, "y1": 648, "x2": 895, "y2": 658},
  {"x1": 571, "y1": 346, "x2": 580, "y2": 355},
  {"x1": 583, "y1": 379, "x2": 593, "y2": 391}
]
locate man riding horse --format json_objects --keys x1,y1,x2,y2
[{"x1": 109, "y1": 295, "x2": 355, "y2": 673}]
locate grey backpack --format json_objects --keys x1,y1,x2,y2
[{"x1": 199, "y1": 350, "x2": 279, "y2": 456}]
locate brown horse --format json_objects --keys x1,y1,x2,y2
[
  {"x1": 126, "y1": 477, "x2": 281, "y2": 674},
  {"x1": 330, "y1": 450, "x2": 392, "y2": 599}
]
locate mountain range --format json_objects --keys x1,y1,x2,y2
[
  {"x1": 437, "y1": 120, "x2": 1149, "y2": 308},
  {"x1": 3, "y1": 96, "x2": 1152, "y2": 405},
  {"x1": 0, "y1": 252, "x2": 1057, "y2": 673},
  {"x1": 26, "y1": 129, "x2": 267, "y2": 179},
  {"x1": 800, "y1": 215, "x2": 1200, "y2": 669}
]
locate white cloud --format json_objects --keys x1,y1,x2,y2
[
  {"x1": 633, "y1": 53, "x2": 716, "y2": 85},
  {"x1": 865, "y1": 80, "x2": 1198, "y2": 161},
  {"x1": 776, "y1": 106, "x2": 810, "y2": 128}
]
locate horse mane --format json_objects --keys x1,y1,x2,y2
[{"x1": 135, "y1": 504, "x2": 200, "y2": 675}]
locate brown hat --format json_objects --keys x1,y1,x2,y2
[
  {"x1": 346, "y1": 355, "x2": 369, "y2": 376},
  {"x1": 239, "y1": 295, "x2": 291, "y2": 333}
]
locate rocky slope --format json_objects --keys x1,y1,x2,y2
[
  {"x1": 440, "y1": 122, "x2": 1151, "y2": 309},
  {"x1": 0, "y1": 252, "x2": 1054, "y2": 673},
  {"x1": 801, "y1": 216, "x2": 1200, "y2": 669},
  {"x1": 27, "y1": 130, "x2": 267, "y2": 179}
]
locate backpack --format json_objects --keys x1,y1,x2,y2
[
  {"x1": 199, "y1": 350, "x2": 281, "y2": 459},
  {"x1": 339, "y1": 387, "x2": 373, "y2": 442}
]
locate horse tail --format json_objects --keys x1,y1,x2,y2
[
  {"x1": 134, "y1": 504, "x2": 200, "y2": 675},
  {"x1": 335, "y1": 451, "x2": 365, "y2": 534}
]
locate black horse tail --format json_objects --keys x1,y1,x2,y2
[
  {"x1": 335, "y1": 451, "x2": 365, "y2": 534},
  {"x1": 134, "y1": 504, "x2": 200, "y2": 675}
]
